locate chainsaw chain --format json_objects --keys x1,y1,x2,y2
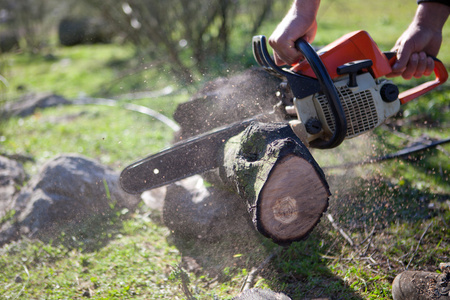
[{"x1": 277, "y1": 80, "x2": 294, "y2": 106}]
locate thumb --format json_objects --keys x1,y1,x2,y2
[{"x1": 392, "y1": 46, "x2": 412, "y2": 72}]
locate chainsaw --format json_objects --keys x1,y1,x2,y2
[
  {"x1": 120, "y1": 30, "x2": 448, "y2": 194},
  {"x1": 253, "y1": 30, "x2": 447, "y2": 148}
]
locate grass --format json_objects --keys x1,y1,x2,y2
[
  {"x1": 0, "y1": 211, "x2": 184, "y2": 299},
  {"x1": 0, "y1": 0, "x2": 450, "y2": 298},
  {"x1": 0, "y1": 95, "x2": 187, "y2": 174}
]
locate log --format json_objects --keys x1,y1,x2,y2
[
  {"x1": 220, "y1": 122, "x2": 330, "y2": 244},
  {"x1": 162, "y1": 70, "x2": 330, "y2": 245}
]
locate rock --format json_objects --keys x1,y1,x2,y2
[
  {"x1": 162, "y1": 175, "x2": 254, "y2": 241},
  {"x1": 0, "y1": 31, "x2": 19, "y2": 53},
  {"x1": 58, "y1": 17, "x2": 115, "y2": 46},
  {"x1": 173, "y1": 68, "x2": 283, "y2": 140},
  {"x1": 232, "y1": 288, "x2": 291, "y2": 300},
  {"x1": 0, "y1": 156, "x2": 26, "y2": 220},
  {"x1": 392, "y1": 270, "x2": 450, "y2": 300},
  {"x1": 2, "y1": 92, "x2": 71, "y2": 118},
  {"x1": 141, "y1": 187, "x2": 166, "y2": 211},
  {"x1": 0, "y1": 154, "x2": 140, "y2": 246}
]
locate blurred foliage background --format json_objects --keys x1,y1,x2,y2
[
  {"x1": 0, "y1": 0, "x2": 285, "y2": 88},
  {"x1": 0, "y1": 0, "x2": 448, "y2": 90},
  {"x1": 0, "y1": 0, "x2": 448, "y2": 97}
]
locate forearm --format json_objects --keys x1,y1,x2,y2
[
  {"x1": 291, "y1": 0, "x2": 321, "y2": 22},
  {"x1": 413, "y1": 2, "x2": 450, "y2": 33},
  {"x1": 276, "y1": 0, "x2": 321, "y2": 37}
]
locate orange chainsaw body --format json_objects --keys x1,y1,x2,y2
[
  {"x1": 291, "y1": 30, "x2": 448, "y2": 105},
  {"x1": 292, "y1": 30, "x2": 392, "y2": 80}
]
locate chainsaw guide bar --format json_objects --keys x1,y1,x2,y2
[{"x1": 120, "y1": 118, "x2": 258, "y2": 194}]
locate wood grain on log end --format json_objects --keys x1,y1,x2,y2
[
  {"x1": 259, "y1": 154, "x2": 329, "y2": 243},
  {"x1": 221, "y1": 122, "x2": 330, "y2": 245}
]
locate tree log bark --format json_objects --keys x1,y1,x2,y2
[{"x1": 220, "y1": 122, "x2": 330, "y2": 244}]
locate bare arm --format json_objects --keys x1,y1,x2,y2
[{"x1": 268, "y1": 0, "x2": 320, "y2": 66}]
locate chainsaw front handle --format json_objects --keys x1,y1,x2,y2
[
  {"x1": 252, "y1": 35, "x2": 321, "y2": 99},
  {"x1": 399, "y1": 58, "x2": 448, "y2": 104},
  {"x1": 252, "y1": 35, "x2": 347, "y2": 149},
  {"x1": 294, "y1": 38, "x2": 347, "y2": 149},
  {"x1": 385, "y1": 52, "x2": 449, "y2": 104}
]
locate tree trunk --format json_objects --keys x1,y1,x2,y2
[{"x1": 220, "y1": 122, "x2": 330, "y2": 244}]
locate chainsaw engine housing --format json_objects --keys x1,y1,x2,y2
[{"x1": 289, "y1": 73, "x2": 400, "y2": 144}]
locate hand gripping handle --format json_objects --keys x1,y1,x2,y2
[
  {"x1": 399, "y1": 58, "x2": 448, "y2": 104},
  {"x1": 294, "y1": 38, "x2": 347, "y2": 149},
  {"x1": 252, "y1": 35, "x2": 347, "y2": 149},
  {"x1": 384, "y1": 52, "x2": 448, "y2": 104}
]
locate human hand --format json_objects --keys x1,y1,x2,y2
[
  {"x1": 388, "y1": 3, "x2": 449, "y2": 79},
  {"x1": 389, "y1": 26, "x2": 440, "y2": 79},
  {"x1": 268, "y1": 0, "x2": 320, "y2": 66}
]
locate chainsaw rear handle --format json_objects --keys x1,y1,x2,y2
[
  {"x1": 294, "y1": 38, "x2": 347, "y2": 149},
  {"x1": 384, "y1": 51, "x2": 448, "y2": 104}
]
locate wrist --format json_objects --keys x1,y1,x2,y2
[
  {"x1": 292, "y1": 0, "x2": 321, "y2": 17},
  {"x1": 415, "y1": 2, "x2": 450, "y2": 32}
]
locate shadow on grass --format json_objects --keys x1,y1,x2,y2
[
  {"x1": 167, "y1": 219, "x2": 364, "y2": 299},
  {"x1": 326, "y1": 163, "x2": 448, "y2": 231},
  {"x1": 165, "y1": 154, "x2": 449, "y2": 299},
  {"x1": 37, "y1": 210, "x2": 127, "y2": 253}
]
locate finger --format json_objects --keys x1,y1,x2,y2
[
  {"x1": 413, "y1": 52, "x2": 428, "y2": 78},
  {"x1": 273, "y1": 51, "x2": 294, "y2": 66},
  {"x1": 402, "y1": 53, "x2": 419, "y2": 80},
  {"x1": 269, "y1": 39, "x2": 298, "y2": 66},
  {"x1": 391, "y1": 45, "x2": 411, "y2": 74},
  {"x1": 386, "y1": 70, "x2": 404, "y2": 78},
  {"x1": 275, "y1": 48, "x2": 302, "y2": 66},
  {"x1": 273, "y1": 51, "x2": 286, "y2": 66},
  {"x1": 423, "y1": 57, "x2": 435, "y2": 77}
]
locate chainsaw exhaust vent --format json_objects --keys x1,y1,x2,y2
[{"x1": 316, "y1": 86, "x2": 378, "y2": 138}]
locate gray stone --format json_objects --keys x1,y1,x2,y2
[
  {"x1": 0, "y1": 156, "x2": 26, "y2": 219},
  {"x1": 58, "y1": 17, "x2": 114, "y2": 46},
  {"x1": 2, "y1": 92, "x2": 71, "y2": 118},
  {"x1": 173, "y1": 68, "x2": 283, "y2": 140},
  {"x1": 141, "y1": 187, "x2": 166, "y2": 211},
  {"x1": 0, "y1": 31, "x2": 19, "y2": 53},
  {"x1": 162, "y1": 175, "x2": 253, "y2": 241},
  {"x1": 392, "y1": 270, "x2": 450, "y2": 300},
  {"x1": 0, "y1": 154, "x2": 140, "y2": 246}
]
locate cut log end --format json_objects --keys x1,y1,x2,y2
[{"x1": 258, "y1": 154, "x2": 329, "y2": 242}]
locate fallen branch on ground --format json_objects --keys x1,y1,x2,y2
[
  {"x1": 324, "y1": 137, "x2": 450, "y2": 170},
  {"x1": 406, "y1": 221, "x2": 433, "y2": 270},
  {"x1": 73, "y1": 96, "x2": 180, "y2": 131},
  {"x1": 326, "y1": 213, "x2": 355, "y2": 248},
  {"x1": 240, "y1": 248, "x2": 281, "y2": 292}
]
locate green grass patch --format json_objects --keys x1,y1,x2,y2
[{"x1": 0, "y1": 92, "x2": 189, "y2": 175}]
